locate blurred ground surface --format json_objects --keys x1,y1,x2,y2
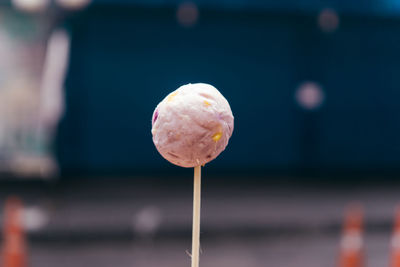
[
  {"x1": 0, "y1": 177, "x2": 398, "y2": 267},
  {"x1": 30, "y1": 233, "x2": 388, "y2": 267}
]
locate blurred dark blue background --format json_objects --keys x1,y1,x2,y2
[{"x1": 56, "y1": 0, "x2": 400, "y2": 176}]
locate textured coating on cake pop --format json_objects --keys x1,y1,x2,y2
[{"x1": 151, "y1": 83, "x2": 234, "y2": 167}]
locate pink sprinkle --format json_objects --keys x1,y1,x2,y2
[{"x1": 153, "y1": 110, "x2": 159, "y2": 125}]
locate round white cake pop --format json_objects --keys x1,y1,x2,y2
[{"x1": 151, "y1": 83, "x2": 234, "y2": 167}]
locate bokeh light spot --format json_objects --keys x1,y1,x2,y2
[
  {"x1": 176, "y1": 2, "x2": 199, "y2": 28},
  {"x1": 12, "y1": 0, "x2": 49, "y2": 13},
  {"x1": 132, "y1": 206, "x2": 162, "y2": 236},
  {"x1": 23, "y1": 206, "x2": 49, "y2": 232},
  {"x1": 318, "y1": 8, "x2": 339, "y2": 33},
  {"x1": 295, "y1": 81, "x2": 325, "y2": 110}
]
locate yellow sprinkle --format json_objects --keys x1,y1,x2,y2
[
  {"x1": 203, "y1": 100, "x2": 211, "y2": 107},
  {"x1": 212, "y1": 132, "x2": 222, "y2": 142},
  {"x1": 167, "y1": 91, "x2": 178, "y2": 102}
]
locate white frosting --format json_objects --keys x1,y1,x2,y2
[{"x1": 151, "y1": 83, "x2": 234, "y2": 167}]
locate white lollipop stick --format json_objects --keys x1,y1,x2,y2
[{"x1": 191, "y1": 165, "x2": 201, "y2": 267}]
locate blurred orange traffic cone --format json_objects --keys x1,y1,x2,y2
[
  {"x1": 1, "y1": 196, "x2": 27, "y2": 267},
  {"x1": 390, "y1": 206, "x2": 400, "y2": 267},
  {"x1": 338, "y1": 203, "x2": 364, "y2": 267}
]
